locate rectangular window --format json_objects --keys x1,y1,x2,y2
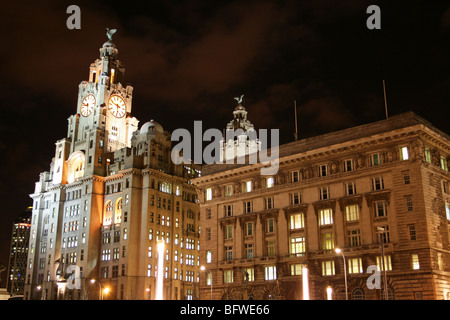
[
  {"x1": 205, "y1": 188, "x2": 212, "y2": 201},
  {"x1": 319, "y1": 208, "x2": 333, "y2": 225},
  {"x1": 321, "y1": 232, "x2": 334, "y2": 252},
  {"x1": 266, "y1": 218, "x2": 275, "y2": 233},
  {"x1": 370, "y1": 153, "x2": 382, "y2": 166},
  {"x1": 264, "y1": 266, "x2": 277, "y2": 280},
  {"x1": 343, "y1": 159, "x2": 354, "y2": 172},
  {"x1": 224, "y1": 185, "x2": 233, "y2": 197},
  {"x1": 322, "y1": 260, "x2": 335, "y2": 276},
  {"x1": 290, "y1": 264, "x2": 303, "y2": 276},
  {"x1": 225, "y1": 225, "x2": 233, "y2": 239},
  {"x1": 347, "y1": 258, "x2": 363, "y2": 274},
  {"x1": 244, "y1": 201, "x2": 252, "y2": 213},
  {"x1": 318, "y1": 164, "x2": 328, "y2": 177},
  {"x1": 376, "y1": 255, "x2": 392, "y2": 271},
  {"x1": 290, "y1": 237, "x2": 305, "y2": 256},
  {"x1": 446, "y1": 203, "x2": 450, "y2": 221},
  {"x1": 403, "y1": 171, "x2": 411, "y2": 184},
  {"x1": 405, "y1": 195, "x2": 414, "y2": 212},
  {"x1": 345, "y1": 182, "x2": 357, "y2": 196},
  {"x1": 319, "y1": 186, "x2": 329, "y2": 200},
  {"x1": 265, "y1": 177, "x2": 275, "y2": 188},
  {"x1": 265, "y1": 197, "x2": 274, "y2": 210},
  {"x1": 224, "y1": 205, "x2": 233, "y2": 217},
  {"x1": 425, "y1": 148, "x2": 431, "y2": 163},
  {"x1": 245, "y1": 222, "x2": 254, "y2": 236},
  {"x1": 243, "y1": 268, "x2": 254, "y2": 281},
  {"x1": 400, "y1": 146, "x2": 409, "y2": 160},
  {"x1": 347, "y1": 229, "x2": 361, "y2": 247},
  {"x1": 266, "y1": 240, "x2": 276, "y2": 256},
  {"x1": 441, "y1": 156, "x2": 448, "y2": 171},
  {"x1": 245, "y1": 243, "x2": 253, "y2": 258},
  {"x1": 290, "y1": 213, "x2": 305, "y2": 229},
  {"x1": 373, "y1": 201, "x2": 387, "y2": 218},
  {"x1": 411, "y1": 254, "x2": 420, "y2": 270},
  {"x1": 290, "y1": 170, "x2": 300, "y2": 183},
  {"x1": 225, "y1": 246, "x2": 233, "y2": 261},
  {"x1": 290, "y1": 192, "x2": 301, "y2": 205},
  {"x1": 408, "y1": 224, "x2": 417, "y2": 240},
  {"x1": 242, "y1": 181, "x2": 252, "y2": 193},
  {"x1": 372, "y1": 176, "x2": 384, "y2": 191},
  {"x1": 223, "y1": 270, "x2": 234, "y2": 283},
  {"x1": 206, "y1": 250, "x2": 212, "y2": 263},
  {"x1": 346, "y1": 204, "x2": 359, "y2": 221}
]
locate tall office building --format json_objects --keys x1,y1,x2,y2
[
  {"x1": 193, "y1": 111, "x2": 450, "y2": 300},
  {"x1": 6, "y1": 207, "x2": 32, "y2": 296},
  {"x1": 24, "y1": 31, "x2": 201, "y2": 300}
]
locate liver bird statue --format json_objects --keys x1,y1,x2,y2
[{"x1": 106, "y1": 28, "x2": 117, "y2": 41}]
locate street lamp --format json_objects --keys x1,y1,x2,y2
[
  {"x1": 335, "y1": 248, "x2": 348, "y2": 300},
  {"x1": 90, "y1": 279, "x2": 106, "y2": 300},
  {"x1": 377, "y1": 227, "x2": 389, "y2": 300},
  {"x1": 200, "y1": 266, "x2": 213, "y2": 300}
]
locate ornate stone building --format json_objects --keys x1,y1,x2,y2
[
  {"x1": 24, "y1": 32, "x2": 201, "y2": 300},
  {"x1": 193, "y1": 111, "x2": 450, "y2": 300}
]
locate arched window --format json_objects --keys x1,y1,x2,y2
[
  {"x1": 115, "y1": 198, "x2": 123, "y2": 224},
  {"x1": 351, "y1": 288, "x2": 365, "y2": 300},
  {"x1": 104, "y1": 201, "x2": 113, "y2": 226}
]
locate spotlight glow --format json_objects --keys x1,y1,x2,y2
[{"x1": 156, "y1": 240, "x2": 164, "y2": 300}]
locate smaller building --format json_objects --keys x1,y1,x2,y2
[{"x1": 6, "y1": 207, "x2": 32, "y2": 296}]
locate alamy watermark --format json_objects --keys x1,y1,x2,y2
[{"x1": 170, "y1": 121, "x2": 280, "y2": 175}]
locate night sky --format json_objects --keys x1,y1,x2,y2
[{"x1": 0, "y1": 0, "x2": 449, "y2": 286}]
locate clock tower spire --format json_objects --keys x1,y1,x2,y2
[{"x1": 65, "y1": 29, "x2": 139, "y2": 178}]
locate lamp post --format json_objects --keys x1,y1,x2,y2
[
  {"x1": 335, "y1": 248, "x2": 348, "y2": 300},
  {"x1": 200, "y1": 266, "x2": 213, "y2": 300},
  {"x1": 90, "y1": 279, "x2": 107, "y2": 300},
  {"x1": 377, "y1": 227, "x2": 389, "y2": 300}
]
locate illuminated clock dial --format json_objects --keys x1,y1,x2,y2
[
  {"x1": 80, "y1": 94, "x2": 95, "y2": 117},
  {"x1": 108, "y1": 95, "x2": 126, "y2": 118}
]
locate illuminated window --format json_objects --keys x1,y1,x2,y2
[
  {"x1": 290, "y1": 237, "x2": 305, "y2": 256},
  {"x1": 400, "y1": 146, "x2": 409, "y2": 160},
  {"x1": 347, "y1": 258, "x2": 363, "y2": 274},
  {"x1": 319, "y1": 208, "x2": 333, "y2": 225},
  {"x1": 265, "y1": 177, "x2": 274, "y2": 188},
  {"x1": 346, "y1": 204, "x2": 359, "y2": 221},
  {"x1": 441, "y1": 156, "x2": 448, "y2": 171},
  {"x1": 290, "y1": 213, "x2": 305, "y2": 229},
  {"x1": 376, "y1": 255, "x2": 392, "y2": 271},
  {"x1": 224, "y1": 185, "x2": 233, "y2": 197},
  {"x1": 424, "y1": 148, "x2": 431, "y2": 163},
  {"x1": 205, "y1": 188, "x2": 212, "y2": 201},
  {"x1": 223, "y1": 270, "x2": 233, "y2": 283},
  {"x1": 321, "y1": 232, "x2": 334, "y2": 252},
  {"x1": 264, "y1": 266, "x2": 277, "y2": 280},
  {"x1": 290, "y1": 264, "x2": 303, "y2": 276},
  {"x1": 322, "y1": 260, "x2": 335, "y2": 276},
  {"x1": 412, "y1": 254, "x2": 420, "y2": 270},
  {"x1": 242, "y1": 180, "x2": 252, "y2": 193}
]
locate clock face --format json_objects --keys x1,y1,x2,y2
[
  {"x1": 108, "y1": 95, "x2": 126, "y2": 118},
  {"x1": 80, "y1": 94, "x2": 95, "y2": 117}
]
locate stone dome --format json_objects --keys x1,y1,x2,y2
[{"x1": 140, "y1": 120, "x2": 164, "y2": 134}]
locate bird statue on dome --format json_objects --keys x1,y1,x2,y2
[
  {"x1": 234, "y1": 94, "x2": 244, "y2": 105},
  {"x1": 106, "y1": 28, "x2": 117, "y2": 41}
]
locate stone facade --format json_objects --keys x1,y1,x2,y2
[
  {"x1": 24, "y1": 35, "x2": 201, "y2": 300},
  {"x1": 193, "y1": 112, "x2": 450, "y2": 300}
]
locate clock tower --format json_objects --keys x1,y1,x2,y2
[{"x1": 62, "y1": 31, "x2": 139, "y2": 180}]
